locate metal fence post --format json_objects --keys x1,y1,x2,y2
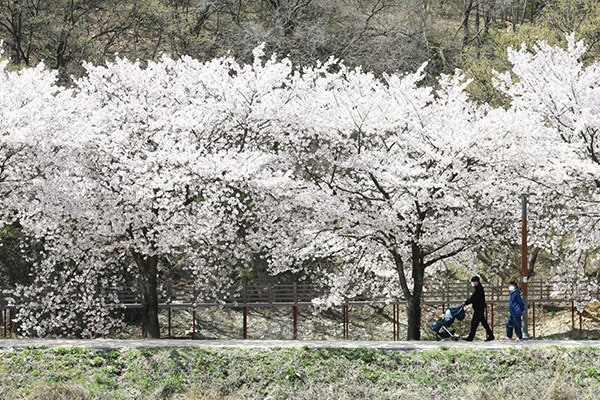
[
  {"x1": 167, "y1": 282, "x2": 172, "y2": 339},
  {"x1": 243, "y1": 306, "x2": 248, "y2": 339},
  {"x1": 396, "y1": 303, "x2": 400, "y2": 340},
  {"x1": 571, "y1": 301, "x2": 575, "y2": 336},
  {"x1": 168, "y1": 307, "x2": 172, "y2": 339},
  {"x1": 243, "y1": 280, "x2": 248, "y2": 339},
  {"x1": 491, "y1": 303, "x2": 494, "y2": 335},
  {"x1": 342, "y1": 305, "x2": 346, "y2": 339},
  {"x1": 293, "y1": 282, "x2": 298, "y2": 340},
  {"x1": 343, "y1": 305, "x2": 349, "y2": 339},
  {"x1": 532, "y1": 302, "x2": 535, "y2": 339},
  {"x1": 192, "y1": 308, "x2": 196, "y2": 339},
  {"x1": 53, "y1": 311, "x2": 58, "y2": 337},
  {"x1": 392, "y1": 304, "x2": 396, "y2": 341}
]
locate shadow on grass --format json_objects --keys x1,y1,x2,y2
[{"x1": 534, "y1": 329, "x2": 600, "y2": 340}]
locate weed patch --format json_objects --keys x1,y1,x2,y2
[{"x1": 2, "y1": 346, "x2": 600, "y2": 399}]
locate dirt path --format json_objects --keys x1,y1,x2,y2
[{"x1": 1, "y1": 338, "x2": 600, "y2": 351}]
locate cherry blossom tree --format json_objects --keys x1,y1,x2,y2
[
  {"x1": 258, "y1": 60, "x2": 542, "y2": 339},
  {"x1": 0, "y1": 46, "x2": 72, "y2": 222},
  {"x1": 14, "y1": 47, "x2": 295, "y2": 338},
  {"x1": 0, "y1": 45, "x2": 93, "y2": 336},
  {"x1": 496, "y1": 34, "x2": 600, "y2": 301}
]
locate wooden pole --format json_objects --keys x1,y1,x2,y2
[{"x1": 141, "y1": 309, "x2": 145, "y2": 338}]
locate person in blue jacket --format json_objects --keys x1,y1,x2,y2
[{"x1": 506, "y1": 280, "x2": 525, "y2": 341}]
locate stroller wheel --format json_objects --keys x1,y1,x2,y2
[
  {"x1": 435, "y1": 335, "x2": 441, "y2": 341},
  {"x1": 452, "y1": 336, "x2": 459, "y2": 342}
]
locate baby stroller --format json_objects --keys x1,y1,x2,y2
[{"x1": 430, "y1": 305, "x2": 465, "y2": 341}]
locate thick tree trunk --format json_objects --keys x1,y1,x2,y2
[
  {"x1": 406, "y1": 242, "x2": 425, "y2": 340},
  {"x1": 406, "y1": 295, "x2": 422, "y2": 340},
  {"x1": 391, "y1": 239, "x2": 427, "y2": 340},
  {"x1": 132, "y1": 252, "x2": 160, "y2": 338}
]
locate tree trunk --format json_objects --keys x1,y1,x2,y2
[
  {"x1": 406, "y1": 242, "x2": 425, "y2": 340},
  {"x1": 474, "y1": 1, "x2": 481, "y2": 52},
  {"x1": 10, "y1": 6, "x2": 23, "y2": 64},
  {"x1": 484, "y1": 4, "x2": 491, "y2": 37},
  {"x1": 391, "y1": 241, "x2": 426, "y2": 340},
  {"x1": 462, "y1": 0, "x2": 474, "y2": 48},
  {"x1": 527, "y1": 247, "x2": 540, "y2": 277},
  {"x1": 406, "y1": 293, "x2": 422, "y2": 340},
  {"x1": 132, "y1": 252, "x2": 160, "y2": 338},
  {"x1": 56, "y1": 29, "x2": 69, "y2": 71},
  {"x1": 512, "y1": 0, "x2": 519, "y2": 32},
  {"x1": 520, "y1": 0, "x2": 528, "y2": 25},
  {"x1": 475, "y1": 1, "x2": 480, "y2": 35}
]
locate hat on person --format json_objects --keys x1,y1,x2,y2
[{"x1": 470, "y1": 276, "x2": 480, "y2": 282}]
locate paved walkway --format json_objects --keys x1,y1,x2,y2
[{"x1": 1, "y1": 338, "x2": 599, "y2": 351}]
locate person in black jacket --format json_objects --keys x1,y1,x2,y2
[{"x1": 462, "y1": 276, "x2": 494, "y2": 341}]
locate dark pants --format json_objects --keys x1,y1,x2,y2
[
  {"x1": 466, "y1": 310, "x2": 494, "y2": 340},
  {"x1": 506, "y1": 315, "x2": 523, "y2": 339}
]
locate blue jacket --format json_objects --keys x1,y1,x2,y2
[{"x1": 509, "y1": 289, "x2": 525, "y2": 316}]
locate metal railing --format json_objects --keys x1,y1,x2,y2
[{"x1": 0, "y1": 280, "x2": 596, "y2": 339}]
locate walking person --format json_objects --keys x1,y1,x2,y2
[
  {"x1": 506, "y1": 280, "x2": 525, "y2": 341},
  {"x1": 462, "y1": 276, "x2": 494, "y2": 341}
]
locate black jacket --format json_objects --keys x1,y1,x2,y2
[{"x1": 465, "y1": 284, "x2": 486, "y2": 313}]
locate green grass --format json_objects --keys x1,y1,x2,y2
[{"x1": 1, "y1": 346, "x2": 600, "y2": 399}]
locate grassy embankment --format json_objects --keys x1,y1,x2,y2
[{"x1": 1, "y1": 345, "x2": 599, "y2": 399}]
